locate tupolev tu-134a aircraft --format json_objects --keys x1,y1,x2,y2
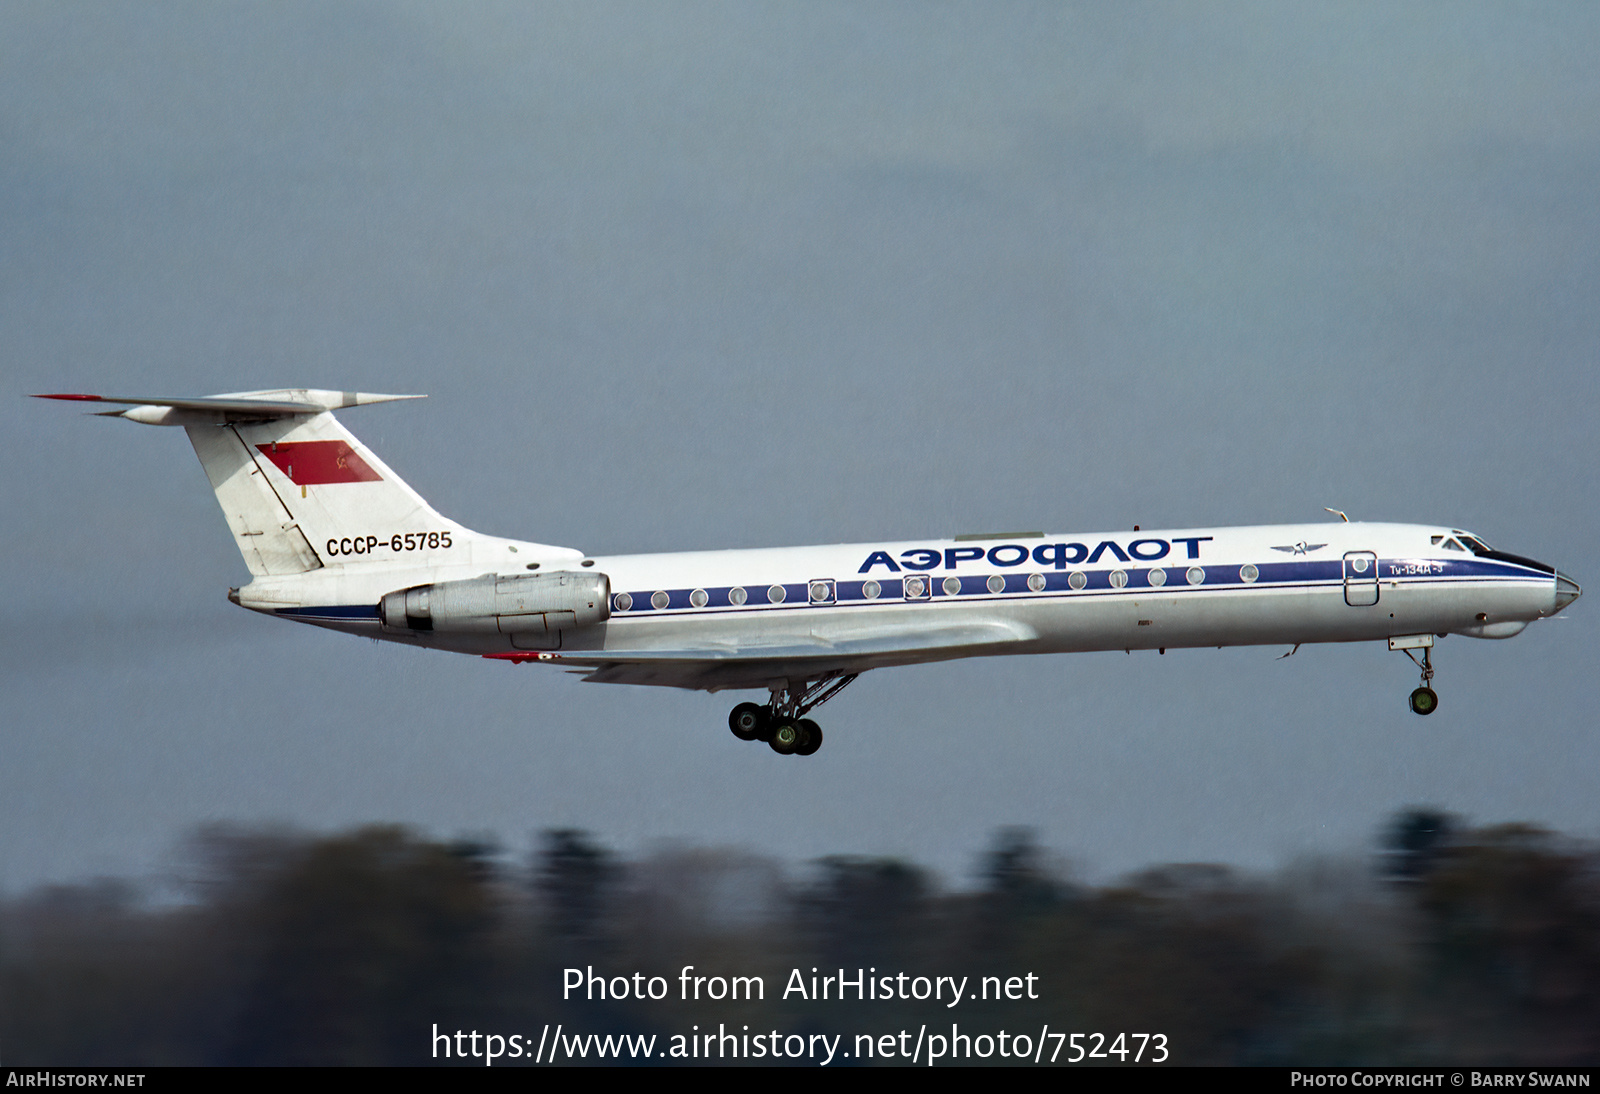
[{"x1": 38, "y1": 388, "x2": 1581, "y2": 757}]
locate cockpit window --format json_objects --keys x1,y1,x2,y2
[
  {"x1": 1456, "y1": 534, "x2": 1492, "y2": 555},
  {"x1": 1442, "y1": 538, "x2": 1465, "y2": 552},
  {"x1": 1430, "y1": 535, "x2": 1443, "y2": 546}
]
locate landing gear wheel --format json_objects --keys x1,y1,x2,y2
[
  {"x1": 1400, "y1": 645, "x2": 1439, "y2": 717},
  {"x1": 768, "y1": 721, "x2": 800, "y2": 755},
  {"x1": 729, "y1": 702, "x2": 766, "y2": 741},
  {"x1": 794, "y1": 719, "x2": 823, "y2": 756}
]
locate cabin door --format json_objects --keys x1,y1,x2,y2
[{"x1": 1343, "y1": 551, "x2": 1379, "y2": 607}]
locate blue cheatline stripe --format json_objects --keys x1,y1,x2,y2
[
  {"x1": 272, "y1": 557, "x2": 1547, "y2": 623},
  {"x1": 608, "y1": 557, "x2": 1546, "y2": 618}
]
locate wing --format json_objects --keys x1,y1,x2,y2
[{"x1": 487, "y1": 619, "x2": 1039, "y2": 691}]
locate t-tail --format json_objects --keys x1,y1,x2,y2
[{"x1": 31, "y1": 388, "x2": 579, "y2": 578}]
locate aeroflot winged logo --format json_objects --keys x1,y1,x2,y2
[
  {"x1": 255, "y1": 441, "x2": 381, "y2": 485},
  {"x1": 1271, "y1": 542, "x2": 1328, "y2": 556}
]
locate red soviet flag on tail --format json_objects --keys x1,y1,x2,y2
[{"x1": 256, "y1": 441, "x2": 381, "y2": 485}]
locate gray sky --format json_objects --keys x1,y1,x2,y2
[{"x1": 4, "y1": 1, "x2": 1598, "y2": 893}]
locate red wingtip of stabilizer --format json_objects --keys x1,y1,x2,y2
[{"x1": 31, "y1": 393, "x2": 105, "y2": 401}]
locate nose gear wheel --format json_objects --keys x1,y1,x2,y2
[{"x1": 1402, "y1": 646, "x2": 1438, "y2": 716}]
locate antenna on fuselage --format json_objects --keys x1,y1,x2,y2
[{"x1": 1323, "y1": 508, "x2": 1349, "y2": 522}]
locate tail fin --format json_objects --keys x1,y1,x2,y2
[
  {"x1": 188, "y1": 405, "x2": 462, "y2": 576},
  {"x1": 35, "y1": 389, "x2": 561, "y2": 577}
]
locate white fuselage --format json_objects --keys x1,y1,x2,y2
[{"x1": 238, "y1": 521, "x2": 1570, "y2": 691}]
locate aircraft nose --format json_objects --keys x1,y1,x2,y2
[{"x1": 1555, "y1": 571, "x2": 1582, "y2": 611}]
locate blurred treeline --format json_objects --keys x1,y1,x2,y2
[{"x1": 1, "y1": 811, "x2": 1596, "y2": 1066}]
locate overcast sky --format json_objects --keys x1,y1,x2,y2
[{"x1": 4, "y1": 2, "x2": 1598, "y2": 894}]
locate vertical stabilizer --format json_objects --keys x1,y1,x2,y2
[
  {"x1": 186, "y1": 423, "x2": 327, "y2": 575},
  {"x1": 37, "y1": 388, "x2": 581, "y2": 578},
  {"x1": 187, "y1": 410, "x2": 464, "y2": 575}
]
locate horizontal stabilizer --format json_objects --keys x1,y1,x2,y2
[{"x1": 33, "y1": 389, "x2": 423, "y2": 424}]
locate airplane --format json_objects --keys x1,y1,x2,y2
[{"x1": 36, "y1": 388, "x2": 1581, "y2": 757}]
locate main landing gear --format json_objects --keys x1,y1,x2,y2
[
  {"x1": 1403, "y1": 645, "x2": 1438, "y2": 716},
  {"x1": 727, "y1": 672, "x2": 858, "y2": 756}
]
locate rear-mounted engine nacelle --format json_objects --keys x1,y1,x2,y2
[{"x1": 379, "y1": 571, "x2": 609, "y2": 635}]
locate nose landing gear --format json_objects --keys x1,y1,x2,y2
[
  {"x1": 726, "y1": 672, "x2": 856, "y2": 756},
  {"x1": 1402, "y1": 644, "x2": 1438, "y2": 716},
  {"x1": 1409, "y1": 683, "x2": 1438, "y2": 716}
]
